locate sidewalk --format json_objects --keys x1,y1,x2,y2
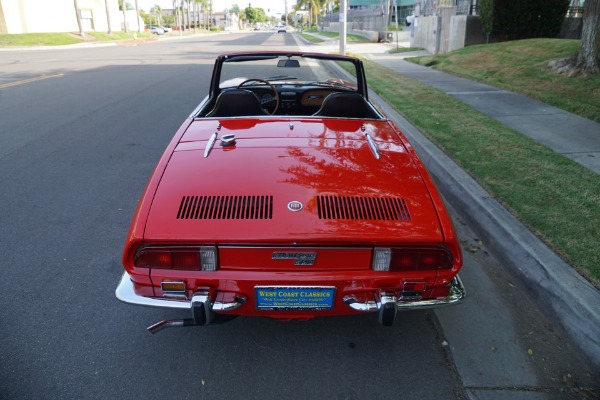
[{"x1": 295, "y1": 32, "x2": 600, "y2": 373}]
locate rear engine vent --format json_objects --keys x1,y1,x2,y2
[
  {"x1": 317, "y1": 195, "x2": 411, "y2": 221},
  {"x1": 177, "y1": 196, "x2": 273, "y2": 220}
]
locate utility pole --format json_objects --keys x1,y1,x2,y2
[
  {"x1": 339, "y1": 0, "x2": 347, "y2": 54},
  {"x1": 394, "y1": 0, "x2": 399, "y2": 49}
]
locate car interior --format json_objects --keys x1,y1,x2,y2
[{"x1": 199, "y1": 86, "x2": 383, "y2": 119}]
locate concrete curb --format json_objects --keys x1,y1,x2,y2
[{"x1": 369, "y1": 91, "x2": 600, "y2": 372}]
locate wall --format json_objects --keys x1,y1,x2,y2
[
  {"x1": 412, "y1": 14, "x2": 486, "y2": 54},
  {"x1": 448, "y1": 15, "x2": 485, "y2": 52},
  {"x1": 0, "y1": 0, "x2": 120, "y2": 34},
  {"x1": 411, "y1": 16, "x2": 441, "y2": 54}
]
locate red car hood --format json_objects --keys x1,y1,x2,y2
[{"x1": 144, "y1": 118, "x2": 443, "y2": 244}]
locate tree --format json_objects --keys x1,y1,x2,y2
[
  {"x1": 231, "y1": 3, "x2": 242, "y2": 29},
  {"x1": 150, "y1": 4, "x2": 163, "y2": 26},
  {"x1": 135, "y1": 0, "x2": 141, "y2": 32},
  {"x1": 105, "y1": 0, "x2": 113, "y2": 34},
  {"x1": 549, "y1": 0, "x2": 600, "y2": 76},
  {"x1": 479, "y1": 0, "x2": 569, "y2": 41},
  {"x1": 185, "y1": 0, "x2": 191, "y2": 30},
  {"x1": 73, "y1": 0, "x2": 83, "y2": 35},
  {"x1": 122, "y1": 0, "x2": 128, "y2": 32},
  {"x1": 295, "y1": 0, "x2": 328, "y2": 28},
  {"x1": 244, "y1": 7, "x2": 267, "y2": 25}
]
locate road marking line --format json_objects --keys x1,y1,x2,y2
[{"x1": 0, "y1": 73, "x2": 64, "y2": 89}]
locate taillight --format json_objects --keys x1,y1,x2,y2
[
  {"x1": 134, "y1": 246, "x2": 218, "y2": 271},
  {"x1": 372, "y1": 247, "x2": 453, "y2": 271}
]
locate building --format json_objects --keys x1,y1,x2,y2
[
  {"x1": 350, "y1": 0, "x2": 416, "y2": 20},
  {"x1": 0, "y1": 0, "x2": 134, "y2": 35}
]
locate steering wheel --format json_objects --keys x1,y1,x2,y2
[{"x1": 236, "y1": 79, "x2": 280, "y2": 115}]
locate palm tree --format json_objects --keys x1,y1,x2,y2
[
  {"x1": 121, "y1": 0, "x2": 128, "y2": 33},
  {"x1": 135, "y1": 0, "x2": 141, "y2": 32},
  {"x1": 197, "y1": 0, "x2": 209, "y2": 30},
  {"x1": 194, "y1": 0, "x2": 200, "y2": 32},
  {"x1": 173, "y1": 0, "x2": 179, "y2": 31},
  {"x1": 187, "y1": 0, "x2": 192, "y2": 30},
  {"x1": 73, "y1": 0, "x2": 83, "y2": 35},
  {"x1": 295, "y1": 0, "x2": 327, "y2": 28},
  {"x1": 151, "y1": 4, "x2": 163, "y2": 26},
  {"x1": 104, "y1": 0, "x2": 113, "y2": 34}
]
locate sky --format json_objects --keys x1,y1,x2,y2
[{"x1": 136, "y1": 0, "x2": 297, "y2": 16}]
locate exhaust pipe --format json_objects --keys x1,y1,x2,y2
[
  {"x1": 147, "y1": 291, "x2": 215, "y2": 334},
  {"x1": 147, "y1": 318, "x2": 196, "y2": 334}
]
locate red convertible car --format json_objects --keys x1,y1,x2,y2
[{"x1": 116, "y1": 52, "x2": 465, "y2": 333}]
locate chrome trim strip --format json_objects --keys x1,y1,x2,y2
[
  {"x1": 219, "y1": 246, "x2": 372, "y2": 251},
  {"x1": 204, "y1": 132, "x2": 217, "y2": 158},
  {"x1": 365, "y1": 133, "x2": 380, "y2": 159},
  {"x1": 344, "y1": 275, "x2": 466, "y2": 312},
  {"x1": 115, "y1": 273, "x2": 245, "y2": 311}
]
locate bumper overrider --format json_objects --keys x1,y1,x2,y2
[{"x1": 116, "y1": 273, "x2": 466, "y2": 333}]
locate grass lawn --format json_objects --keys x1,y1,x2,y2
[
  {"x1": 359, "y1": 56, "x2": 600, "y2": 287},
  {"x1": 389, "y1": 47, "x2": 424, "y2": 54},
  {"x1": 408, "y1": 39, "x2": 600, "y2": 123},
  {"x1": 299, "y1": 33, "x2": 324, "y2": 43},
  {"x1": 0, "y1": 33, "x2": 83, "y2": 47},
  {"x1": 312, "y1": 30, "x2": 370, "y2": 42},
  {"x1": 0, "y1": 31, "x2": 160, "y2": 47}
]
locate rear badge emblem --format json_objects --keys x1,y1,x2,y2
[
  {"x1": 272, "y1": 252, "x2": 317, "y2": 266},
  {"x1": 287, "y1": 201, "x2": 303, "y2": 212}
]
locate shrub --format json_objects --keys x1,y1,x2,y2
[{"x1": 479, "y1": 0, "x2": 570, "y2": 40}]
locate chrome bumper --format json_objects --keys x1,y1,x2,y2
[
  {"x1": 116, "y1": 273, "x2": 246, "y2": 333},
  {"x1": 115, "y1": 272, "x2": 246, "y2": 312},
  {"x1": 343, "y1": 275, "x2": 466, "y2": 312},
  {"x1": 116, "y1": 272, "x2": 465, "y2": 331}
]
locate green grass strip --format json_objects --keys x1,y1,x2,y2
[
  {"x1": 362, "y1": 58, "x2": 600, "y2": 286},
  {"x1": 315, "y1": 30, "x2": 369, "y2": 42},
  {"x1": 299, "y1": 33, "x2": 324, "y2": 43},
  {"x1": 0, "y1": 32, "x2": 156, "y2": 47},
  {"x1": 389, "y1": 47, "x2": 424, "y2": 54},
  {"x1": 0, "y1": 33, "x2": 83, "y2": 47},
  {"x1": 408, "y1": 39, "x2": 600, "y2": 123}
]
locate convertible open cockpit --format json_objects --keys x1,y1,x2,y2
[{"x1": 194, "y1": 52, "x2": 384, "y2": 119}]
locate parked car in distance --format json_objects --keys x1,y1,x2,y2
[
  {"x1": 147, "y1": 26, "x2": 164, "y2": 35},
  {"x1": 115, "y1": 51, "x2": 465, "y2": 334}
]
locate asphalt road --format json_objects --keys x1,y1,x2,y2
[{"x1": 0, "y1": 32, "x2": 597, "y2": 399}]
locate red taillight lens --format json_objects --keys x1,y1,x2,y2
[
  {"x1": 173, "y1": 251, "x2": 200, "y2": 270},
  {"x1": 135, "y1": 249, "x2": 174, "y2": 269},
  {"x1": 134, "y1": 247, "x2": 217, "y2": 271},
  {"x1": 373, "y1": 247, "x2": 453, "y2": 271},
  {"x1": 390, "y1": 248, "x2": 452, "y2": 271}
]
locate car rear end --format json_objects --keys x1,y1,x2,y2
[{"x1": 116, "y1": 118, "x2": 464, "y2": 332}]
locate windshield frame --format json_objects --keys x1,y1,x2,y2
[{"x1": 208, "y1": 52, "x2": 368, "y2": 101}]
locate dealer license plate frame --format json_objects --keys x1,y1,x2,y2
[{"x1": 254, "y1": 286, "x2": 336, "y2": 310}]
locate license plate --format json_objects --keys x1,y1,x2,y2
[{"x1": 255, "y1": 286, "x2": 336, "y2": 310}]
